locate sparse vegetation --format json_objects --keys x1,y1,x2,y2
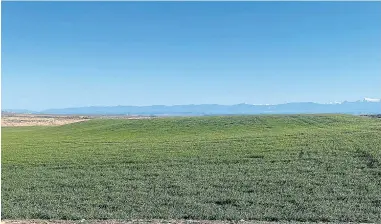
[
  {"x1": 2, "y1": 115, "x2": 381, "y2": 222},
  {"x1": 1, "y1": 114, "x2": 90, "y2": 127}
]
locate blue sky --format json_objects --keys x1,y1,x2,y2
[{"x1": 2, "y1": 2, "x2": 381, "y2": 110}]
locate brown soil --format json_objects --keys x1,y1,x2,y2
[
  {"x1": 1, "y1": 114, "x2": 91, "y2": 127},
  {"x1": 1, "y1": 113, "x2": 155, "y2": 127}
]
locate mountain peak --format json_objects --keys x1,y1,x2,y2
[
  {"x1": 363, "y1": 98, "x2": 381, "y2": 103},
  {"x1": 4, "y1": 98, "x2": 381, "y2": 116}
]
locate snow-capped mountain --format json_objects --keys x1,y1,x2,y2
[
  {"x1": 3, "y1": 98, "x2": 380, "y2": 116},
  {"x1": 363, "y1": 98, "x2": 381, "y2": 103}
]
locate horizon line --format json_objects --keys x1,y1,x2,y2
[{"x1": 3, "y1": 97, "x2": 381, "y2": 112}]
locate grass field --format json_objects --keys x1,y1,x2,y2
[{"x1": 2, "y1": 115, "x2": 381, "y2": 222}]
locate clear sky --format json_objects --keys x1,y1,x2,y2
[{"x1": 2, "y1": 2, "x2": 381, "y2": 110}]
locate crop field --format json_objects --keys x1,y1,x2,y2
[{"x1": 2, "y1": 115, "x2": 381, "y2": 223}]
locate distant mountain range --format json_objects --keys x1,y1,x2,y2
[{"x1": 3, "y1": 98, "x2": 381, "y2": 116}]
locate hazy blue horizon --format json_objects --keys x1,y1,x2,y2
[
  {"x1": 3, "y1": 98, "x2": 381, "y2": 112},
  {"x1": 2, "y1": 2, "x2": 381, "y2": 111}
]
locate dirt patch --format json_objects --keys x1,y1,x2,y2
[
  {"x1": 1, "y1": 113, "x2": 155, "y2": 127},
  {"x1": 1, "y1": 114, "x2": 91, "y2": 127}
]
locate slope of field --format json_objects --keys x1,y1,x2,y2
[{"x1": 2, "y1": 115, "x2": 381, "y2": 222}]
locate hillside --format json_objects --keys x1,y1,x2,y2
[{"x1": 2, "y1": 115, "x2": 381, "y2": 222}]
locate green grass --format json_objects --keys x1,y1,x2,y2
[{"x1": 2, "y1": 115, "x2": 381, "y2": 222}]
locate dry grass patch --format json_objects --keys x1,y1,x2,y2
[{"x1": 1, "y1": 114, "x2": 91, "y2": 127}]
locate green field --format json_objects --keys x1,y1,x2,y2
[{"x1": 2, "y1": 115, "x2": 381, "y2": 222}]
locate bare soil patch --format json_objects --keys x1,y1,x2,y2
[
  {"x1": 1, "y1": 113, "x2": 154, "y2": 127},
  {"x1": 1, "y1": 114, "x2": 91, "y2": 127}
]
